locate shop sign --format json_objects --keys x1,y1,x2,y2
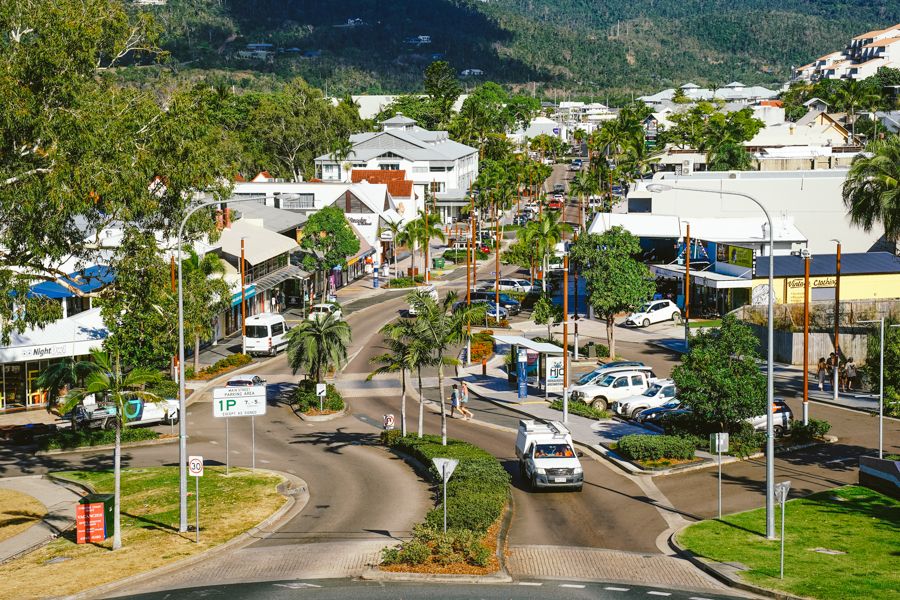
[
  {"x1": 18, "y1": 344, "x2": 70, "y2": 360},
  {"x1": 347, "y1": 216, "x2": 373, "y2": 227},
  {"x1": 785, "y1": 276, "x2": 836, "y2": 304},
  {"x1": 717, "y1": 245, "x2": 753, "y2": 268},
  {"x1": 545, "y1": 356, "x2": 564, "y2": 393},
  {"x1": 380, "y1": 230, "x2": 394, "y2": 241}
]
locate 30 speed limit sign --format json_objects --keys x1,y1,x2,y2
[
  {"x1": 383, "y1": 414, "x2": 395, "y2": 430},
  {"x1": 189, "y1": 455, "x2": 204, "y2": 477}
]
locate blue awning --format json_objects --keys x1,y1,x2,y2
[
  {"x1": 231, "y1": 284, "x2": 257, "y2": 307},
  {"x1": 29, "y1": 265, "x2": 115, "y2": 299}
]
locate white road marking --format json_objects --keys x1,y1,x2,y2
[
  {"x1": 560, "y1": 584, "x2": 586, "y2": 589},
  {"x1": 605, "y1": 587, "x2": 630, "y2": 592},
  {"x1": 274, "y1": 582, "x2": 321, "y2": 589},
  {"x1": 824, "y1": 456, "x2": 856, "y2": 465},
  {"x1": 259, "y1": 459, "x2": 271, "y2": 464},
  {"x1": 518, "y1": 582, "x2": 543, "y2": 586},
  {"x1": 647, "y1": 592, "x2": 671, "y2": 597},
  {"x1": 690, "y1": 597, "x2": 716, "y2": 600}
]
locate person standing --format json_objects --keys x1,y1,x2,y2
[
  {"x1": 816, "y1": 357, "x2": 827, "y2": 392},
  {"x1": 459, "y1": 382, "x2": 473, "y2": 420},
  {"x1": 270, "y1": 294, "x2": 278, "y2": 314},
  {"x1": 845, "y1": 357, "x2": 857, "y2": 392}
]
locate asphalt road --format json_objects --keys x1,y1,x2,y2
[{"x1": 116, "y1": 578, "x2": 744, "y2": 600}]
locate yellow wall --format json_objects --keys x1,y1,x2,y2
[{"x1": 750, "y1": 273, "x2": 900, "y2": 304}]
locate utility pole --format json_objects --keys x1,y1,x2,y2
[
  {"x1": 494, "y1": 197, "x2": 501, "y2": 322},
  {"x1": 684, "y1": 223, "x2": 691, "y2": 350},
  {"x1": 803, "y1": 249, "x2": 811, "y2": 424},
  {"x1": 467, "y1": 191, "x2": 475, "y2": 364},
  {"x1": 563, "y1": 254, "x2": 569, "y2": 423},
  {"x1": 240, "y1": 238, "x2": 247, "y2": 336},
  {"x1": 833, "y1": 240, "x2": 841, "y2": 402}
]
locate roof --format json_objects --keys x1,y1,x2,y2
[
  {"x1": 862, "y1": 37, "x2": 900, "y2": 48},
  {"x1": 29, "y1": 265, "x2": 115, "y2": 299},
  {"x1": 381, "y1": 114, "x2": 417, "y2": 125},
  {"x1": 351, "y1": 169, "x2": 415, "y2": 197},
  {"x1": 853, "y1": 24, "x2": 900, "y2": 40},
  {"x1": 756, "y1": 252, "x2": 900, "y2": 278},
  {"x1": 0, "y1": 307, "x2": 107, "y2": 362},
  {"x1": 234, "y1": 202, "x2": 307, "y2": 233},
  {"x1": 217, "y1": 219, "x2": 299, "y2": 265},
  {"x1": 491, "y1": 334, "x2": 564, "y2": 354},
  {"x1": 589, "y1": 213, "x2": 806, "y2": 243},
  {"x1": 651, "y1": 264, "x2": 752, "y2": 289}
]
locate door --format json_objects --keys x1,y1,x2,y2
[{"x1": 630, "y1": 374, "x2": 645, "y2": 392}]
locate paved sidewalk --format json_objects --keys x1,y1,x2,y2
[{"x1": 0, "y1": 475, "x2": 82, "y2": 563}]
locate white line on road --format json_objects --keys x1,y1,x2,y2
[
  {"x1": 518, "y1": 582, "x2": 543, "y2": 586},
  {"x1": 690, "y1": 597, "x2": 716, "y2": 600},
  {"x1": 605, "y1": 587, "x2": 630, "y2": 592},
  {"x1": 824, "y1": 456, "x2": 856, "y2": 465},
  {"x1": 274, "y1": 582, "x2": 322, "y2": 589},
  {"x1": 560, "y1": 584, "x2": 586, "y2": 589},
  {"x1": 647, "y1": 592, "x2": 671, "y2": 596}
]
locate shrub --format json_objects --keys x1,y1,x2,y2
[
  {"x1": 471, "y1": 340, "x2": 494, "y2": 361},
  {"x1": 442, "y1": 249, "x2": 489, "y2": 262},
  {"x1": 485, "y1": 317, "x2": 509, "y2": 329},
  {"x1": 728, "y1": 422, "x2": 767, "y2": 457},
  {"x1": 147, "y1": 378, "x2": 179, "y2": 399},
  {"x1": 617, "y1": 434, "x2": 696, "y2": 461},
  {"x1": 294, "y1": 380, "x2": 345, "y2": 413},
  {"x1": 549, "y1": 399, "x2": 609, "y2": 420},
  {"x1": 388, "y1": 275, "x2": 425, "y2": 288},
  {"x1": 382, "y1": 526, "x2": 491, "y2": 567},
  {"x1": 790, "y1": 418, "x2": 831, "y2": 443},
  {"x1": 38, "y1": 427, "x2": 160, "y2": 451},
  {"x1": 186, "y1": 353, "x2": 252, "y2": 380}
]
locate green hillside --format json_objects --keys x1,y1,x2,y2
[{"x1": 134, "y1": 0, "x2": 900, "y2": 94}]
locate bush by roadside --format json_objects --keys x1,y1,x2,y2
[
  {"x1": 617, "y1": 434, "x2": 696, "y2": 462},
  {"x1": 789, "y1": 418, "x2": 831, "y2": 443},
  {"x1": 442, "y1": 249, "x2": 489, "y2": 262},
  {"x1": 549, "y1": 399, "x2": 609, "y2": 420},
  {"x1": 380, "y1": 432, "x2": 509, "y2": 572},
  {"x1": 471, "y1": 331, "x2": 495, "y2": 362},
  {"x1": 293, "y1": 380, "x2": 344, "y2": 414},
  {"x1": 38, "y1": 427, "x2": 160, "y2": 451},
  {"x1": 388, "y1": 275, "x2": 425, "y2": 288},
  {"x1": 185, "y1": 353, "x2": 252, "y2": 380}
]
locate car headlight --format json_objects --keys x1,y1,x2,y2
[
  {"x1": 574, "y1": 467, "x2": 583, "y2": 474},
  {"x1": 535, "y1": 468, "x2": 546, "y2": 475}
]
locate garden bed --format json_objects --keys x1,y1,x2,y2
[
  {"x1": 548, "y1": 399, "x2": 609, "y2": 420},
  {"x1": 293, "y1": 381, "x2": 345, "y2": 415},
  {"x1": 37, "y1": 427, "x2": 162, "y2": 451},
  {"x1": 186, "y1": 353, "x2": 252, "y2": 380}
]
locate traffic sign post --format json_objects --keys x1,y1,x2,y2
[
  {"x1": 316, "y1": 383, "x2": 327, "y2": 412},
  {"x1": 710, "y1": 432, "x2": 729, "y2": 519},
  {"x1": 189, "y1": 456, "x2": 203, "y2": 543},
  {"x1": 775, "y1": 480, "x2": 791, "y2": 579},
  {"x1": 383, "y1": 414, "x2": 395, "y2": 430},
  {"x1": 213, "y1": 385, "x2": 266, "y2": 471},
  {"x1": 432, "y1": 458, "x2": 459, "y2": 533}
]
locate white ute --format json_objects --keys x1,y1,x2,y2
[
  {"x1": 612, "y1": 379, "x2": 677, "y2": 419},
  {"x1": 570, "y1": 369, "x2": 654, "y2": 410},
  {"x1": 515, "y1": 420, "x2": 583, "y2": 491}
]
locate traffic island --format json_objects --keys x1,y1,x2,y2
[
  {"x1": 375, "y1": 432, "x2": 511, "y2": 579},
  {"x1": 292, "y1": 381, "x2": 348, "y2": 421},
  {"x1": 674, "y1": 485, "x2": 900, "y2": 600},
  {"x1": 0, "y1": 466, "x2": 289, "y2": 600}
]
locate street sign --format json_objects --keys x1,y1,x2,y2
[
  {"x1": 189, "y1": 455, "x2": 204, "y2": 477},
  {"x1": 774, "y1": 480, "x2": 791, "y2": 502},
  {"x1": 383, "y1": 414, "x2": 395, "y2": 430},
  {"x1": 517, "y1": 350, "x2": 528, "y2": 400},
  {"x1": 315, "y1": 383, "x2": 327, "y2": 398},
  {"x1": 710, "y1": 432, "x2": 729, "y2": 453},
  {"x1": 432, "y1": 457, "x2": 458, "y2": 481},
  {"x1": 213, "y1": 385, "x2": 267, "y2": 417},
  {"x1": 545, "y1": 356, "x2": 564, "y2": 393}
]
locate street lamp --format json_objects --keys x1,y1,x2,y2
[
  {"x1": 831, "y1": 239, "x2": 842, "y2": 403},
  {"x1": 646, "y1": 182, "x2": 777, "y2": 540},
  {"x1": 175, "y1": 193, "x2": 292, "y2": 532},
  {"x1": 857, "y1": 318, "x2": 898, "y2": 459}
]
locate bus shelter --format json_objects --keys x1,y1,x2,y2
[{"x1": 491, "y1": 334, "x2": 565, "y2": 399}]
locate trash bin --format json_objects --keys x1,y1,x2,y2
[
  {"x1": 77, "y1": 493, "x2": 114, "y2": 543},
  {"x1": 432, "y1": 257, "x2": 445, "y2": 269}
]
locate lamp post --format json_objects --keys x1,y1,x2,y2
[
  {"x1": 175, "y1": 193, "x2": 288, "y2": 533},
  {"x1": 647, "y1": 182, "x2": 777, "y2": 540},
  {"x1": 832, "y1": 239, "x2": 842, "y2": 402},
  {"x1": 857, "y1": 319, "x2": 897, "y2": 459},
  {"x1": 802, "y1": 248, "x2": 811, "y2": 425},
  {"x1": 562, "y1": 253, "x2": 570, "y2": 423}
]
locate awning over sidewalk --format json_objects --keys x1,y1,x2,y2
[
  {"x1": 253, "y1": 265, "x2": 309, "y2": 293},
  {"x1": 490, "y1": 335, "x2": 564, "y2": 354},
  {"x1": 651, "y1": 264, "x2": 752, "y2": 290}
]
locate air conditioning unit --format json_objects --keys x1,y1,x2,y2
[{"x1": 681, "y1": 159, "x2": 693, "y2": 176}]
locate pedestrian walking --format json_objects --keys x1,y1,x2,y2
[
  {"x1": 816, "y1": 357, "x2": 827, "y2": 391},
  {"x1": 270, "y1": 294, "x2": 278, "y2": 314},
  {"x1": 845, "y1": 357, "x2": 858, "y2": 392},
  {"x1": 459, "y1": 382, "x2": 473, "y2": 420},
  {"x1": 449, "y1": 384, "x2": 461, "y2": 419}
]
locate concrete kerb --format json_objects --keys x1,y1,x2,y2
[
  {"x1": 69, "y1": 469, "x2": 310, "y2": 600},
  {"x1": 294, "y1": 400, "x2": 350, "y2": 422},
  {"x1": 668, "y1": 525, "x2": 799, "y2": 600}
]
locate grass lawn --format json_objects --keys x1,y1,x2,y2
[
  {"x1": 678, "y1": 486, "x2": 900, "y2": 600},
  {"x1": 688, "y1": 319, "x2": 722, "y2": 328},
  {"x1": 0, "y1": 467, "x2": 286, "y2": 600},
  {"x1": 0, "y1": 489, "x2": 46, "y2": 542}
]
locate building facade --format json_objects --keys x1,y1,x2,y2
[{"x1": 792, "y1": 23, "x2": 900, "y2": 82}]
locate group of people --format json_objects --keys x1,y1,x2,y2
[
  {"x1": 816, "y1": 353, "x2": 859, "y2": 393},
  {"x1": 449, "y1": 383, "x2": 474, "y2": 420}
]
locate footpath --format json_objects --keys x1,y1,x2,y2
[{"x1": 0, "y1": 476, "x2": 81, "y2": 564}]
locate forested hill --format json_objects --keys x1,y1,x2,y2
[{"x1": 138, "y1": 0, "x2": 899, "y2": 94}]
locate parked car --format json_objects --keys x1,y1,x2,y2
[
  {"x1": 63, "y1": 395, "x2": 180, "y2": 430},
  {"x1": 747, "y1": 400, "x2": 793, "y2": 436},
  {"x1": 226, "y1": 374, "x2": 267, "y2": 387},
  {"x1": 497, "y1": 278, "x2": 534, "y2": 293},
  {"x1": 470, "y1": 290, "x2": 521, "y2": 315},
  {"x1": 552, "y1": 183, "x2": 565, "y2": 193},
  {"x1": 547, "y1": 199, "x2": 564, "y2": 211},
  {"x1": 407, "y1": 284, "x2": 438, "y2": 316},
  {"x1": 515, "y1": 419, "x2": 583, "y2": 491},
  {"x1": 612, "y1": 379, "x2": 677, "y2": 419},
  {"x1": 568, "y1": 159, "x2": 582, "y2": 171},
  {"x1": 308, "y1": 303, "x2": 342, "y2": 322},
  {"x1": 452, "y1": 299, "x2": 508, "y2": 320},
  {"x1": 573, "y1": 362, "x2": 649, "y2": 387},
  {"x1": 513, "y1": 214, "x2": 530, "y2": 226},
  {"x1": 625, "y1": 299, "x2": 681, "y2": 327},
  {"x1": 635, "y1": 399, "x2": 683, "y2": 424},
  {"x1": 243, "y1": 312, "x2": 290, "y2": 356},
  {"x1": 570, "y1": 369, "x2": 654, "y2": 410}
]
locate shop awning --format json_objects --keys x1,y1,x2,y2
[
  {"x1": 0, "y1": 307, "x2": 107, "y2": 363},
  {"x1": 28, "y1": 265, "x2": 114, "y2": 299},
  {"x1": 252, "y1": 265, "x2": 309, "y2": 293},
  {"x1": 651, "y1": 264, "x2": 752, "y2": 289},
  {"x1": 491, "y1": 335, "x2": 564, "y2": 354}
]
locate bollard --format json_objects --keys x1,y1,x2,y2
[{"x1": 481, "y1": 357, "x2": 487, "y2": 376}]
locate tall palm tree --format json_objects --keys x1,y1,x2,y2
[
  {"x1": 36, "y1": 357, "x2": 99, "y2": 418},
  {"x1": 59, "y1": 350, "x2": 161, "y2": 550},
  {"x1": 286, "y1": 312, "x2": 352, "y2": 383},
  {"x1": 532, "y1": 211, "x2": 571, "y2": 292},
  {"x1": 408, "y1": 291, "x2": 484, "y2": 445},
  {"x1": 183, "y1": 250, "x2": 227, "y2": 372},
  {"x1": 367, "y1": 316, "x2": 426, "y2": 436},
  {"x1": 836, "y1": 80, "x2": 882, "y2": 139},
  {"x1": 396, "y1": 218, "x2": 421, "y2": 275},
  {"x1": 843, "y1": 136, "x2": 900, "y2": 240},
  {"x1": 569, "y1": 169, "x2": 598, "y2": 227}
]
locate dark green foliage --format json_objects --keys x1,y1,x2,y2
[
  {"x1": 38, "y1": 427, "x2": 160, "y2": 451},
  {"x1": 185, "y1": 353, "x2": 252, "y2": 380},
  {"x1": 300, "y1": 205, "x2": 361, "y2": 272},
  {"x1": 549, "y1": 399, "x2": 609, "y2": 420},
  {"x1": 790, "y1": 418, "x2": 832, "y2": 444},
  {"x1": 617, "y1": 434, "x2": 696, "y2": 461},
  {"x1": 293, "y1": 380, "x2": 344, "y2": 413},
  {"x1": 442, "y1": 249, "x2": 489, "y2": 262},
  {"x1": 146, "y1": 379, "x2": 179, "y2": 399},
  {"x1": 387, "y1": 275, "x2": 425, "y2": 288}
]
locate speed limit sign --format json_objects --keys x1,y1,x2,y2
[
  {"x1": 189, "y1": 455, "x2": 204, "y2": 477},
  {"x1": 383, "y1": 414, "x2": 395, "y2": 430}
]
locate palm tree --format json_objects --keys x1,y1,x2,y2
[
  {"x1": 183, "y1": 250, "x2": 227, "y2": 372},
  {"x1": 532, "y1": 211, "x2": 571, "y2": 292},
  {"x1": 569, "y1": 169, "x2": 598, "y2": 227},
  {"x1": 36, "y1": 357, "x2": 99, "y2": 418},
  {"x1": 379, "y1": 219, "x2": 405, "y2": 279},
  {"x1": 408, "y1": 291, "x2": 484, "y2": 445},
  {"x1": 836, "y1": 80, "x2": 882, "y2": 139},
  {"x1": 842, "y1": 136, "x2": 900, "y2": 240},
  {"x1": 368, "y1": 318, "x2": 422, "y2": 436},
  {"x1": 286, "y1": 312, "x2": 352, "y2": 382},
  {"x1": 58, "y1": 350, "x2": 161, "y2": 550},
  {"x1": 413, "y1": 207, "x2": 446, "y2": 275},
  {"x1": 396, "y1": 218, "x2": 420, "y2": 275}
]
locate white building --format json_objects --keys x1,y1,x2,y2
[
  {"x1": 343, "y1": 95, "x2": 469, "y2": 120},
  {"x1": 639, "y1": 82, "x2": 779, "y2": 107},
  {"x1": 792, "y1": 23, "x2": 900, "y2": 82},
  {"x1": 313, "y1": 115, "x2": 478, "y2": 222}
]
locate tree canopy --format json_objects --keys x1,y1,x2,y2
[{"x1": 299, "y1": 205, "x2": 361, "y2": 272}]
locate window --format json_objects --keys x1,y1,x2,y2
[
  {"x1": 278, "y1": 193, "x2": 315, "y2": 209},
  {"x1": 245, "y1": 325, "x2": 268, "y2": 339},
  {"x1": 662, "y1": 386, "x2": 676, "y2": 398},
  {"x1": 413, "y1": 166, "x2": 428, "y2": 174},
  {"x1": 322, "y1": 164, "x2": 340, "y2": 180},
  {"x1": 271, "y1": 322, "x2": 284, "y2": 335},
  {"x1": 65, "y1": 295, "x2": 90, "y2": 318},
  {"x1": 613, "y1": 378, "x2": 628, "y2": 389},
  {"x1": 352, "y1": 163, "x2": 367, "y2": 168},
  {"x1": 429, "y1": 166, "x2": 446, "y2": 172},
  {"x1": 630, "y1": 375, "x2": 643, "y2": 386},
  {"x1": 430, "y1": 182, "x2": 445, "y2": 193},
  {"x1": 378, "y1": 163, "x2": 400, "y2": 171}
]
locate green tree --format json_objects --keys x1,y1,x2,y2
[
  {"x1": 300, "y1": 206, "x2": 361, "y2": 301},
  {"x1": 183, "y1": 250, "x2": 230, "y2": 372},
  {"x1": 707, "y1": 141, "x2": 753, "y2": 171},
  {"x1": 379, "y1": 219, "x2": 406, "y2": 279},
  {"x1": 0, "y1": 0, "x2": 234, "y2": 343},
  {"x1": 532, "y1": 294, "x2": 563, "y2": 341},
  {"x1": 671, "y1": 315, "x2": 767, "y2": 432},
  {"x1": 672, "y1": 87, "x2": 691, "y2": 104},
  {"x1": 865, "y1": 321, "x2": 900, "y2": 417},
  {"x1": 842, "y1": 136, "x2": 900, "y2": 241},
  {"x1": 570, "y1": 227, "x2": 655, "y2": 359},
  {"x1": 286, "y1": 312, "x2": 352, "y2": 383},
  {"x1": 424, "y1": 61, "x2": 461, "y2": 128},
  {"x1": 834, "y1": 80, "x2": 881, "y2": 137},
  {"x1": 530, "y1": 211, "x2": 570, "y2": 292},
  {"x1": 58, "y1": 349, "x2": 162, "y2": 550},
  {"x1": 374, "y1": 95, "x2": 441, "y2": 130},
  {"x1": 400, "y1": 208, "x2": 446, "y2": 274}
]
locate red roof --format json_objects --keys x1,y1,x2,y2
[
  {"x1": 759, "y1": 100, "x2": 783, "y2": 107},
  {"x1": 351, "y1": 169, "x2": 407, "y2": 183},
  {"x1": 234, "y1": 173, "x2": 247, "y2": 182}
]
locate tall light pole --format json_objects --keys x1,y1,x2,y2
[
  {"x1": 832, "y1": 239, "x2": 842, "y2": 402},
  {"x1": 683, "y1": 221, "x2": 691, "y2": 351},
  {"x1": 562, "y1": 253, "x2": 570, "y2": 423},
  {"x1": 802, "y1": 248, "x2": 811, "y2": 425},
  {"x1": 176, "y1": 193, "x2": 286, "y2": 532},
  {"x1": 647, "y1": 182, "x2": 777, "y2": 540}
]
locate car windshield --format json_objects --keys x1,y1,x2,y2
[
  {"x1": 311, "y1": 306, "x2": 329, "y2": 313},
  {"x1": 534, "y1": 444, "x2": 575, "y2": 458},
  {"x1": 598, "y1": 374, "x2": 617, "y2": 387},
  {"x1": 643, "y1": 384, "x2": 661, "y2": 397},
  {"x1": 576, "y1": 370, "x2": 601, "y2": 385},
  {"x1": 245, "y1": 325, "x2": 268, "y2": 338}
]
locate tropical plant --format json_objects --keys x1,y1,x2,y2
[
  {"x1": 532, "y1": 294, "x2": 563, "y2": 340},
  {"x1": 834, "y1": 80, "x2": 881, "y2": 138},
  {"x1": 36, "y1": 358, "x2": 101, "y2": 416},
  {"x1": 368, "y1": 317, "x2": 427, "y2": 436},
  {"x1": 380, "y1": 219, "x2": 405, "y2": 278},
  {"x1": 56, "y1": 349, "x2": 162, "y2": 550},
  {"x1": 286, "y1": 312, "x2": 352, "y2": 382},
  {"x1": 529, "y1": 211, "x2": 571, "y2": 292},
  {"x1": 843, "y1": 135, "x2": 900, "y2": 240},
  {"x1": 182, "y1": 250, "x2": 229, "y2": 372}
]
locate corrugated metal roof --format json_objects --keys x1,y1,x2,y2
[{"x1": 756, "y1": 252, "x2": 900, "y2": 278}]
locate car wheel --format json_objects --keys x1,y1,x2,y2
[
  {"x1": 631, "y1": 407, "x2": 646, "y2": 419},
  {"x1": 642, "y1": 318, "x2": 650, "y2": 327},
  {"x1": 774, "y1": 425, "x2": 785, "y2": 438},
  {"x1": 672, "y1": 311, "x2": 681, "y2": 321},
  {"x1": 590, "y1": 397, "x2": 608, "y2": 411}
]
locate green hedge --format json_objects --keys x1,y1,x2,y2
[
  {"x1": 38, "y1": 427, "x2": 160, "y2": 451},
  {"x1": 790, "y1": 418, "x2": 831, "y2": 443},
  {"x1": 549, "y1": 399, "x2": 609, "y2": 420},
  {"x1": 617, "y1": 434, "x2": 696, "y2": 461},
  {"x1": 294, "y1": 380, "x2": 344, "y2": 413},
  {"x1": 382, "y1": 432, "x2": 509, "y2": 534},
  {"x1": 443, "y1": 249, "x2": 489, "y2": 262},
  {"x1": 186, "y1": 353, "x2": 252, "y2": 380},
  {"x1": 388, "y1": 275, "x2": 425, "y2": 288},
  {"x1": 147, "y1": 379, "x2": 179, "y2": 399}
]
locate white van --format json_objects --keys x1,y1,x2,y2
[
  {"x1": 243, "y1": 313, "x2": 289, "y2": 356},
  {"x1": 515, "y1": 420, "x2": 583, "y2": 491}
]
